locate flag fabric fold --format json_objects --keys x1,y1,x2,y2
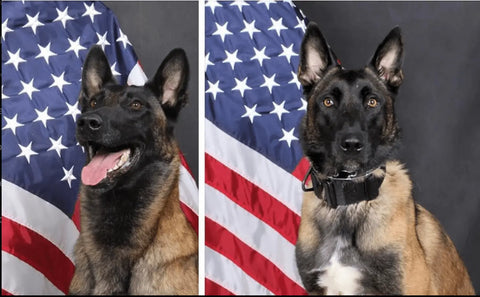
[
  {"x1": 2, "y1": 1, "x2": 198, "y2": 295},
  {"x1": 205, "y1": 0, "x2": 309, "y2": 294}
]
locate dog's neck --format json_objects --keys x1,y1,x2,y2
[{"x1": 302, "y1": 165, "x2": 386, "y2": 208}]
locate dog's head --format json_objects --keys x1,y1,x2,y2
[
  {"x1": 76, "y1": 45, "x2": 189, "y2": 188},
  {"x1": 298, "y1": 23, "x2": 403, "y2": 177}
]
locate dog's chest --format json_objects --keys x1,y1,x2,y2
[{"x1": 316, "y1": 237, "x2": 364, "y2": 295}]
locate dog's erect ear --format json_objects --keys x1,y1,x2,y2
[
  {"x1": 81, "y1": 45, "x2": 116, "y2": 100},
  {"x1": 145, "y1": 48, "x2": 189, "y2": 120},
  {"x1": 369, "y1": 27, "x2": 404, "y2": 88},
  {"x1": 298, "y1": 22, "x2": 339, "y2": 91}
]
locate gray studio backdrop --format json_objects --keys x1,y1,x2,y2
[
  {"x1": 295, "y1": 1, "x2": 480, "y2": 292},
  {"x1": 105, "y1": 1, "x2": 198, "y2": 183}
]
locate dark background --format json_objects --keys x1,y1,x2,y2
[
  {"x1": 104, "y1": 1, "x2": 198, "y2": 182},
  {"x1": 295, "y1": 1, "x2": 480, "y2": 292}
]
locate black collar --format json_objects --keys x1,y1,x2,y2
[{"x1": 302, "y1": 165, "x2": 386, "y2": 208}]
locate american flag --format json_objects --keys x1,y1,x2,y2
[
  {"x1": 205, "y1": 0, "x2": 309, "y2": 294},
  {"x1": 1, "y1": 1, "x2": 198, "y2": 295}
]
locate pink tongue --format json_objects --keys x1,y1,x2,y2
[{"x1": 81, "y1": 149, "x2": 129, "y2": 186}]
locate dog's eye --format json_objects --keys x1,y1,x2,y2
[
  {"x1": 90, "y1": 99, "x2": 97, "y2": 108},
  {"x1": 367, "y1": 98, "x2": 378, "y2": 108},
  {"x1": 323, "y1": 98, "x2": 334, "y2": 107},
  {"x1": 130, "y1": 101, "x2": 143, "y2": 110}
]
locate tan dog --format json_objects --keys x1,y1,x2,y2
[
  {"x1": 69, "y1": 46, "x2": 197, "y2": 294},
  {"x1": 295, "y1": 23, "x2": 474, "y2": 295}
]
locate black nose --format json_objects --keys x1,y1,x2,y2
[
  {"x1": 340, "y1": 135, "x2": 364, "y2": 152},
  {"x1": 78, "y1": 114, "x2": 102, "y2": 131}
]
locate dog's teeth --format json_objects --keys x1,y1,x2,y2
[{"x1": 114, "y1": 150, "x2": 131, "y2": 170}]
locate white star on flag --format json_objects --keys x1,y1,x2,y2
[
  {"x1": 54, "y1": 7, "x2": 74, "y2": 28},
  {"x1": 110, "y1": 62, "x2": 121, "y2": 77},
  {"x1": 279, "y1": 44, "x2": 298, "y2": 63},
  {"x1": 66, "y1": 37, "x2": 86, "y2": 58},
  {"x1": 289, "y1": 71, "x2": 301, "y2": 89},
  {"x1": 36, "y1": 43, "x2": 57, "y2": 64},
  {"x1": 2, "y1": 85, "x2": 9, "y2": 100},
  {"x1": 260, "y1": 74, "x2": 280, "y2": 94},
  {"x1": 2, "y1": 114, "x2": 24, "y2": 135},
  {"x1": 5, "y1": 49, "x2": 26, "y2": 71},
  {"x1": 205, "y1": 52, "x2": 214, "y2": 70},
  {"x1": 241, "y1": 20, "x2": 261, "y2": 39},
  {"x1": 205, "y1": 0, "x2": 222, "y2": 14},
  {"x1": 61, "y1": 166, "x2": 77, "y2": 188},
  {"x1": 47, "y1": 136, "x2": 68, "y2": 157},
  {"x1": 279, "y1": 127, "x2": 299, "y2": 147},
  {"x1": 268, "y1": 17, "x2": 287, "y2": 36},
  {"x1": 206, "y1": 80, "x2": 223, "y2": 100},
  {"x1": 295, "y1": 16, "x2": 306, "y2": 32},
  {"x1": 223, "y1": 50, "x2": 242, "y2": 70},
  {"x1": 23, "y1": 12, "x2": 44, "y2": 34},
  {"x1": 50, "y1": 72, "x2": 71, "y2": 93},
  {"x1": 96, "y1": 32, "x2": 111, "y2": 50},
  {"x1": 2, "y1": 18, "x2": 13, "y2": 40},
  {"x1": 241, "y1": 104, "x2": 261, "y2": 124},
  {"x1": 20, "y1": 79, "x2": 40, "y2": 100},
  {"x1": 230, "y1": 0, "x2": 249, "y2": 12},
  {"x1": 258, "y1": 0, "x2": 276, "y2": 9},
  {"x1": 116, "y1": 28, "x2": 132, "y2": 49},
  {"x1": 82, "y1": 2, "x2": 101, "y2": 22},
  {"x1": 232, "y1": 77, "x2": 252, "y2": 97},
  {"x1": 34, "y1": 107, "x2": 54, "y2": 128},
  {"x1": 17, "y1": 142, "x2": 38, "y2": 164},
  {"x1": 251, "y1": 46, "x2": 270, "y2": 66},
  {"x1": 298, "y1": 97, "x2": 307, "y2": 111},
  {"x1": 64, "y1": 101, "x2": 81, "y2": 122},
  {"x1": 270, "y1": 101, "x2": 289, "y2": 120},
  {"x1": 213, "y1": 22, "x2": 233, "y2": 42}
]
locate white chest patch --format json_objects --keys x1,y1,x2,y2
[{"x1": 317, "y1": 252, "x2": 362, "y2": 295}]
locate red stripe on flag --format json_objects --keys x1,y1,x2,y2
[
  {"x1": 205, "y1": 218, "x2": 307, "y2": 295},
  {"x1": 179, "y1": 151, "x2": 195, "y2": 180},
  {"x1": 2, "y1": 289, "x2": 12, "y2": 295},
  {"x1": 72, "y1": 195, "x2": 81, "y2": 231},
  {"x1": 1, "y1": 217, "x2": 74, "y2": 294},
  {"x1": 205, "y1": 278, "x2": 234, "y2": 295},
  {"x1": 205, "y1": 154, "x2": 300, "y2": 245},
  {"x1": 180, "y1": 202, "x2": 198, "y2": 234},
  {"x1": 292, "y1": 157, "x2": 310, "y2": 182}
]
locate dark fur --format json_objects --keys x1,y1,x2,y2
[
  {"x1": 69, "y1": 46, "x2": 197, "y2": 295},
  {"x1": 295, "y1": 23, "x2": 474, "y2": 295}
]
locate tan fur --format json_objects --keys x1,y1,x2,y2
[
  {"x1": 69, "y1": 153, "x2": 198, "y2": 295},
  {"x1": 129, "y1": 169, "x2": 198, "y2": 294},
  {"x1": 298, "y1": 161, "x2": 474, "y2": 295}
]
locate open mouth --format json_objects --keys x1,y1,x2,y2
[{"x1": 81, "y1": 143, "x2": 140, "y2": 186}]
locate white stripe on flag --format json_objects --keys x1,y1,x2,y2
[
  {"x1": 1, "y1": 179, "x2": 79, "y2": 262},
  {"x1": 205, "y1": 185, "x2": 304, "y2": 287},
  {"x1": 1, "y1": 251, "x2": 64, "y2": 295},
  {"x1": 205, "y1": 247, "x2": 273, "y2": 296},
  {"x1": 205, "y1": 119, "x2": 303, "y2": 215},
  {"x1": 127, "y1": 62, "x2": 148, "y2": 86},
  {"x1": 179, "y1": 165, "x2": 199, "y2": 215}
]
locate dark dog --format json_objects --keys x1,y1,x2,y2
[
  {"x1": 295, "y1": 22, "x2": 474, "y2": 295},
  {"x1": 69, "y1": 46, "x2": 198, "y2": 294}
]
